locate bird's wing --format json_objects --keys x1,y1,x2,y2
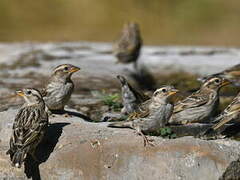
[
  {"x1": 138, "y1": 99, "x2": 152, "y2": 117},
  {"x1": 173, "y1": 92, "x2": 209, "y2": 113},
  {"x1": 212, "y1": 97, "x2": 240, "y2": 130},
  {"x1": 12, "y1": 107, "x2": 48, "y2": 149},
  {"x1": 129, "y1": 84, "x2": 150, "y2": 103}
]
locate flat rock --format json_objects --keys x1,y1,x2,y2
[{"x1": 1, "y1": 109, "x2": 240, "y2": 180}]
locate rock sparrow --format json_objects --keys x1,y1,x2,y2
[
  {"x1": 199, "y1": 64, "x2": 240, "y2": 86},
  {"x1": 114, "y1": 22, "x2": 142, "y2": 66},
  {"x1": 169, "y1": 76, "x2": 231, "y2": 125},
  {"x1": 202, "y1": 91, "x2": 240, "y2": 136},
  {"x1": 117, "y1": 75, "x2": 149, "y2": 115},
  {"x1": 108, "y1": 86, "x2": 179, "y2": 146},
  {"x1": 42, "y1": 64, "x2": 80, "y2": 111},
  {"x1": 6, "y1": 88, "x2": 48, "y2": 168}
]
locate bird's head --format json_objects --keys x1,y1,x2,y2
[
  {"x1": 152, "y1": 86, "x2": 179, "y2": 103},
  {"x1": 52, "y1": 64, "x2": 80, "y2": 80},
  {"x1": 116, "y1": 75, "x2": 127, "y2": 86},
  {"x1": 16, "y1": 88, "x2": 43, "y2": 106},
  {"x1": 201, "y1": 76, "x2": 230, "y2": 91}
]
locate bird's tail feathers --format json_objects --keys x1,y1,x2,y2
[{"x1": 11, "y1": 149, "x2": 27, "y2": 168}]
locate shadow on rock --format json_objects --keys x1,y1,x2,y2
[
  {"x1": 221, "y1": 122, "x2": 240, "y2": 138},
  {"x1": 24, "y1": 122, "x2": 70, "y2": 180},
  {"x1": 51, "y1": 109, "x2": 93, "y2": 122}
]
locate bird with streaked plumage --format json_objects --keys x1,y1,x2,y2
[
  {"x1": 168, "y1": 76, "x2": 231, "y2": 125},
  {"x1": 201, "y1": 91, "x2": 240, "y2": 138},
  {"x1": 108, "y1": 86, "x2": 179, "y2": 146},
  {"x1": 117, "y1": 75, "x2": 149, "y2": 115},
  {"x1": 42, "y1": 64, "x2": 80, "y2": 113},
  {"x1": 114, "y1": 22, "x2": 142, "y2": 68},
  {"x1": 6, "y1": 88, "x2": 48, "y2": 168},
  {"x1": 199, "y1": 64, "x2": 240, "y2": 86}
]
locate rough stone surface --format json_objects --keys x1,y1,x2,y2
[{"x1": 0, "y1": 109, "x2": 240, "y2": 180}]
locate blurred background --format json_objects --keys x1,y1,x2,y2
[{"x1": 0, "y1": 0, "x2": 239, "y2": 46}]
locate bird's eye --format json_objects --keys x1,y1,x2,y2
[
  {"x1": 162, "y1": 88, "x2": 167, "y2": 93},
  {"x1": 64, "y1": 67, "x2": 69, "y2": 71},
  {"x1": 215, "y1": 79, "x2": 220, "y2": 83},
  {"x1": 26, "y1": 91, "x2": 31, "y2": 95}
]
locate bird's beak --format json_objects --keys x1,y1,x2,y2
[
  {"x1": 69, "y1": 66, "x2": 80, "y2": 73},
  {"x1": 16, "y1": 90, "x2": 25, "y2": 97},
  {"x1": 221, "y1": 79, "x2": 231, "y2": 86},
  {"x1": 168, "y1": 89, "x2": 179, "y2": 96}
]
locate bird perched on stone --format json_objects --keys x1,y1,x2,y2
[
  {"x1": 199, "y1": 64, "x2": 240, "y2": 86},
  {"x1": 201, "y1": 92, "x2": 240, "y2": 136},
  {"x1": 117, "y1": 75, "x2": 149, "y2": 115},
  {"x1": 6, "y1": 88, "x2": 48, "y2": 168},
  {"x1": 42, "y1": 64, "x2": 80, "y2": 112},
  {"x1": 108, "y1": 86, "x2": 179, "y2": 146},
  {"x1": 114, "y1": 22, "x2": 142, "y2": 67},
  {"x1": 168, "y1": 76, "x2": 231, "y2": 125}
]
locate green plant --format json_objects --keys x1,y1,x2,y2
[
  {"x1": 102, "y1": 93, "x2": 122, "y2": 111},
  {"x1": 151, "y1": 127, "x2": 177, "y2": 139}
]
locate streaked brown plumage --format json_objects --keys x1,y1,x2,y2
[
  {"x1": 202, "y1": 92, "x2": 240, "y2": 136},
  {"x1": 114, "y1": 22, "x2": 142, "y2": 66},
  {"x1": 42, "y1": 64, "x2": 80, "y2": 111},
  {"x1": 117, "y1": 75, "x2": 149, "y2": 115},
  {"x1": 6, "y1": 88, "x2": 48, "y2": 168},
  {"x1": 169, "y1": 76, "x2": 231, "y2": 125},
  {"x1": 199, "y1": 64, "x2": 240, "y2": 86},
  {"x1": 108, "y1": 86, "x2": 179, "y2": 146}
]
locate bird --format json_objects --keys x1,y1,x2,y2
[
  {"x1": 114, "y1": 22, "x2": 142, "y2": 68},
  {"x1": 201, "y1": 91, "x2": 240, "y2": 137},
  {"x1": 199, "y1": 63, "x2": 240, "y2": 86},
  {"x1": 108, "y1": 86, "x2": 179, "y2": 146},
  {"x1": 168, "y1": 76, "x2": 231, "y2": 125},
  {"x1": 42, "y1": 64, "x2": 80, "y2": 112},
  {"x1": 6, "y1": 88, "x2": 48, "y2": 168},
  {"x1": 117, "y1": 75, "x2": 149, "y2": 115}
]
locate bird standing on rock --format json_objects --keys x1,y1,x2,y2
[
  {"x1": 114, "y1": 22, "x2": 142, "y2": 68},
  {"x1": 42, "y1": 64, "x2": 80, "y2": 113},
  {"x1": 169, "y1": 76, "x2": 231, "y2": 125},
  {"x1": 117, "y1": 75, "x2": 149, "y2": 115},
  {"x1": 199, "y1": 64, "x2": 240, "y2": 86},
  {"x1": 108, "y1": 86, "x2": 179, "y2": 146},
  {"x1": 202, "y1": 91, "x2": 240, "y2": 137},
  {"x1": 6, "y1": 88, "x2": 48, "y2": 168}
]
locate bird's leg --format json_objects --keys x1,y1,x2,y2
[{"x1": 135, "y1": 129, "x2": 154, "y2": 147}]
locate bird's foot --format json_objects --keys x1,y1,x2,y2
[
  {"x1": 143, "y1": 135, "x2": 154, "y2": 147},
  {"x1": 136, "y1": 131, "x2": 154, "y2": 147}
]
